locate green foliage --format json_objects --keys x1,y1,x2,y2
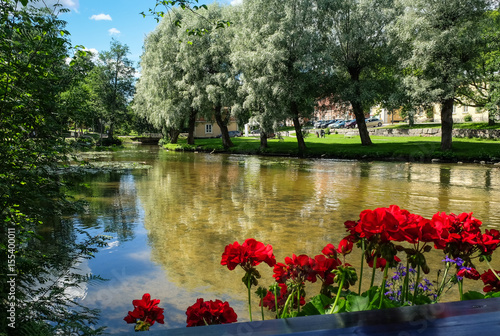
[
  {"x1": 0, "y1": 1, "x2": 107, "y2": 334},
  {"x1": 464, "y1": 114, "x2": 473, "y2": 122}
]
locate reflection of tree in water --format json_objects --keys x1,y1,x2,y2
[
  {"x1": 72, "y1": 172, "x2": 141, "y2": 242},
  {"x1": 135, "y1": 154, "x2": 500, "y2": 303},
  {"x1": 138, "y1": 155, "x2": 335, "y2": 300}
]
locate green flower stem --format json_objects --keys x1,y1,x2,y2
[
  {"x1": 379, "y1": 263, "x2": 389, "y2": 309},
  {"x1": 247, "y1": 275, "x2": 253, "y2": 322},
  {"x1": 281, "y1": 288, "x2": 295, "y2": 318},
  {"x1": 412, "y1": 264, "x2": 421, "y2": 305},
  {"x1": 328, "y1": 274, "x2": 345, "y2": 314},
  {"x1": 403, "y1": 258, "x2": 410, "y2": 303},
  {"x1": 485, "y1": 259, "x2": 500, "y2": 281},
  {"x1": 296, "y1": 289, "x2": 301, "y2": 315},
  {"x1": 436, "y1": 261, "x2": 451, "y2": 300},
  {"x1": 370, "y1": 255, "x2": 378, "y2": 288},
  {"x1": 260, "y1": 298, "x2": 265, "y2": 321},
  {"x1": 274, "y1": 287, "x2": 280, "y2": 319},
  {"x1": 458, "y1": 279, "x2": 464, "y2": 301},
  {"x1": 358, "y1": 238, "x2": 365, "y2": 295}
]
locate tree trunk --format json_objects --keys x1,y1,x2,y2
[
  {"x1": 351, "y1": 101, "x2": 372, "y2": 146},
  {"x1": 214, "y1": 105, "x2": 234, "y2": 148},
  {"x1": 170, "y1": 129, "x2": 180, "y2": 144},
  {"x1": 187, "y1": 109, "x2": 196, "y2": 145},
  {"x1": 260, "y1": 131, "x2": 268, "y2": 150},
  {"x1": 440, "y1": 98, "x2": 454, "y2": 151},
  {"x1": 291, "y1": 102, "x2": 307, "y2": 156},
  {"x1": 488, "y1": 111, "x2": 496, "y2": 126}
]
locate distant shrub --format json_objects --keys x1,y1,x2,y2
[{"x1": 464, "y1": 114, "x2": 473, "y2": 122}]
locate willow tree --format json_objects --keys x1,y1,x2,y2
[
  {"x1": 134, "y1": 11, "x2": 195, "y2": 144},
  {"x1": 233, "y1": 0, "x2": 322, "y2": 155},
  {"x1": 317, "y1": 0, "x2": 398, "y2": 146},
  {"x1": 394, "y1": 0, "x2": 492, "y2": 151},
  {"x1": 456, "y1": 10, "x2": 500, "y2": 126},
  {"x1": 178, "y1": 4, "x2": 239, "y2": 148},
  {"x1": 136, "y1": 4, "x2": 238, "y2": 147}
]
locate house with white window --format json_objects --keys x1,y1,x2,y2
[{"x1": 193, "y1": 116, "x2": 239, "y2": 138}]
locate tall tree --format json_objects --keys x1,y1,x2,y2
[
  {"x1": 179, "y1": 4, "x2": 239, "y2": 148},
  {"x1": 134, "y1": 11, "x2": 193, "y2": 144},
  {"x1": 58, "y1": 50, "x2": 97, "y2": 136},
  {"x1": 394, "y1": 0, "x2": 492, "y2": 150},
  {"x1": 0, "y1": 1, "x2": 105, "y2": 334},
  {"x1": 317, "y1": 0, "x2": 398, "y2": 146},
  {"x1": 92, "y1": 39, "x2": 135, "y2": 141},
  {"x1": 456, "y1": 9, "x2": 500, "y2": 126},
  {"x1": 233, "y1": 0, "x2": 321, "y2": 155}
]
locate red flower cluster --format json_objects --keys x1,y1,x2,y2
[
  {"x1": 221, "y1": 238, "x2": 276, "y2": 271},
  {"x1": 261, "y1": 283, "x2": 305, "y2": 312},
  {"x1": 186, "y1": 298, "x2": 237, "y2": 327},
  {"x1": 345, "y1": 205, "x2": 433, "y2": 244},
  {"x1": 272, "y1": 244, "x2": 347, "y2": 289},
  {"x1": 481, "y1": 269, "x2": 500, "y2": 292},
  {"x1": 124, "y1": 293, "x2": 164, "y2": 331},
  {"x1": 345, "y1": 206, "x2": 500, "y2": 261},
  {"x1": 273, "y1": 254, "x2": 318, "y2": 284}
]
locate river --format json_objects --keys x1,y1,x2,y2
[{"x1": 70, "y1": 145, "x2": 500, "y2": 333}]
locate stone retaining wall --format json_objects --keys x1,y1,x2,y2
[{"x1": 334, "y1": 128, "x2": 500, "y2": 139}]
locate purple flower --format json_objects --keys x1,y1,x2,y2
[{"x1": 442, "y1": 256, "x2": 464, "y2": 267}]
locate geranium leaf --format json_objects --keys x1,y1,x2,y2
[
  {"x1": 463, "y1": 291, "x2": 485, "y2": 300},
  {"x1": 346, "y1": 294, "x2": 370, "y2": 312}
]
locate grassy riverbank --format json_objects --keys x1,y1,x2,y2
[{"x1": 162, "y1": 134, "x2": 500, "y2": 163}]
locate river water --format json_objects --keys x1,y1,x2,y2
[{"x1": 71, "y1": 145, "x2": 500, "y2": 333}]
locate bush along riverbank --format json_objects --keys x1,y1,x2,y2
[
  {"x1": 161, "y1": 134, "x2": 500, "y2": 164},
  {"x1": 124, "y1": 205, "x2": 500, "y2": 332}
]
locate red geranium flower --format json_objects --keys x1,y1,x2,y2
[
  {"x1": 321, "y1": 243, "x2": 338, "y2": 259},
  {"x1": 124, "y1": 293, "x2": 164, "y2": 331},
  {"x1": 336, "y1": 237, "x2": 354, "y2": 256},
  {"x1": 481, "y1": 269, "x2": 500, "y2": 293},
  {"x1": 478, "y1": 229, "x2": 500, "y2": 255},
  {"x1": 186, "y1": 298, "x2": 237, "y2": 327},
  {"x1": 221, "y1": 238, "x2": 276, "y2": 271},
  {"x1": 367, "y1": 255, "x2": 401, "y2": 271},
  {"x1": 313, "y1": 254, "x2": 342, "y2": 285},
  {"x1": 457, "y1": 267, "x2": 481, "y2": 280},
  {"x1": 273, "y1": 254, "x2": 317, "y2": 284}
]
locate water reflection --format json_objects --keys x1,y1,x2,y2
[{"x1": 74, "y1": 148, "x2": 500, "y2": 332}]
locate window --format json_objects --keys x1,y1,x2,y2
[
  {"x1": 452, "y1": 105, "x2": 456, "y2": 114},
  {"x1": 463, "y1": 106, "x2": 468, "y2": 113},
  {"x1": 205, "y1": 124, "x2": 212, "y2": 134}
]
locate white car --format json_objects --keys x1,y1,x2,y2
[{"x1": 365, "y1": 118, "x2": 383, "y2": 127}]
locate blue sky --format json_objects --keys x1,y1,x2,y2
[{"x1": 44, "y1": 0, "x2": 242, "y2": 68}]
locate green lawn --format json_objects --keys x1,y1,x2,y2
[
  {"x1": 163, "y1": 133, "x2": 500, "y2": 163},
  {"x1": 383, "y1": 122, "x2": 500, "y2": 130}
]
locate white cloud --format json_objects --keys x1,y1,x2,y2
[
  {"x1": 90, "y1": 13, "x2": 112, "y2": 21},
  {"x1": 83, "y1": 48, "x2": 99, "y2": 61},
  {"x1": 84, "y1": 48, "x2": 98, "y2": 56},
  {"x1": 230, "y1": 0, "x2": 243, "y2": 5},
  {"x1": 108, "y1": 28, "x2": 121, "y2": 36}
]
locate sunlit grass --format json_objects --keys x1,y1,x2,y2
[{"x1": 162, "y1": 133, "x2": 500, "y2": 163}]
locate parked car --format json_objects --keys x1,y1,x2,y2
[
  {"x1": 329, "y1": 120, "x2": 346, "y2": 129},
  {"x1": 314, "y1": 120, "x2": 324, "y2": 128},
  {"x1": 322, "y1": 120, "x2": 337, "y2": 128},
  {"x1": 365, "y1": 117, "x2": 383, "y2": 127},
  {"x1": 217, "y1": 130, "x2": 242, "y2": 138},
  {"x1": 345, "y1": 119, "x2": 357, "y2": 128}
]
